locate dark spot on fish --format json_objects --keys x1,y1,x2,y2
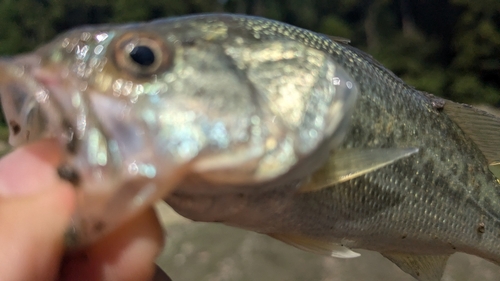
[
  {"x1": 484, "y1": 198, "x2": 500, "y2": 220},
  {"x1": 448, "y1": 242, "x2": 457, "y2": 250},
  {"x1": 451, "y1": 164, "x2": 458, "y2": 176},
  {"x1": 365, "y1": 132, "x2": 375, "y2": 143},
  {"x1": 401, "y1": 234, "x2": 407, "y2": 239},
  {"x1": 459, "y1": 171, "x2": 469, "y2": 190},
  {"x1": 182, "y1": 39, "x2": 196, "y2": 46},
  {"x1": 423, "y1": 161, "x2": 435, "y2": 176},
  {"x1": 385, "y1": 132, "x2": 396, "y2": 146},
  {"x1": 422, "y1": 92, "x2": 445, "y2": 110},
  {"x1": 472, "y1": 183, "x2": 481, "y2": 199},
  {"x1": 416, "y1": 271, "x2": 420, "y2": 277},
  {"x1": 237, "y1": 193, "x2": 244, "y2": 198},
  {"x1": 467, "y1": 164, "x2": 474, "y2": 174},
  {"x1": 94, "y1": 221, "x2": 105, "y2": 232},
  {"x1": 62, "y1": 119, "x2": 78, "y2": 154},
  {"x1": 57, "y1": 164, "x2": 80, "y2": 186},
  {"x1": 9, "y1": 120, "x2": 20, "y2": 135},
  {"x1": 496, "y1": 184, "x2": 500, "y2": 200},
  {"x1": 439, "y1": 151, "x2": 447, "y2": 163},
  {"x1": 64, "y1": 225, "x2": 80, "y2": 248},
  {"x1": 432, "y1": 176, "x2": 450, "y2": 197},
  {"x1": 66, "y1": 138, "x2": 78, "y2": 155},
  {"x1": 477, "y1": 222, "x2": 486, "y2": 234},
  {"x1": 194, "y1": 88, "x2": 206, "y2": 97}
]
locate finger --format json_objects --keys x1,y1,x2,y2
[
  {"x1": 0, "y1": 185, "x2": 76, "y2": 281},
  {"x1": 0, "y1": 139, "x2": 63, "y2": 197},
  {"x1": 59, "y1": 207, "x2": 165, "y2": 281}
]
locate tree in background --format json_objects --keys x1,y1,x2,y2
[
  {"x1": 0, "y1": 0, "x2": 498, "y2": 106},
  {"x1": 449, "y1": 0, "x2": 500, "y2": 105}
]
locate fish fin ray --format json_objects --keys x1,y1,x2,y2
[
  {"x1": 443, "y1": 101, "x2": 500, "y2": 178},
  {"x1": 269, "y1": 233, "x2": 360, "y2": 258},
  {"x1": 488, "y1": 164, "x2": 500, "y2": 181},
  {"x1": 382, "y1": 253, "x2": 449, "y2": 281},
  {"x1": 325, "y1": 35, "x2": 351, "y2": 44},
  {"x1": 298, "y1": 148, "x2": 419, "y2": 192}
]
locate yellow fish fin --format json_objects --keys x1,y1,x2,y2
[
  {"x1": 325, "y1": 35, "x2": 351, "y2": 44},
  {"x1": 268, "y1": 233, "x2": 360, "y2": 258},
  {"x1": 443, "y1": 101, "x2": 500, "y2": 179},
  {"x1": 382, "y1": 253, "x2": 449, "y2": 281},
  {"x1": 298, "y1": 148, "x2": 419, "y2": 193}
]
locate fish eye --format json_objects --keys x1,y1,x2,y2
[
  {"x1": 114, "y1": 32, "x2": 172, "y2": 78},
  {"x1": 129, "y1": 45, "x2": 156, "y2": 67}
]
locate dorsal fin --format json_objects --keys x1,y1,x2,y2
[
  {"x1": 298, "y1": 148, "x2": 419, "y2": 192},
  {"x1": 443, "y1": 101, "x2": 500, "y2": 177},
  {"x1": 382, "y1": 253, "x2": 449, "y2": 281},
  {"x1": 325, "y1": 35, "x2": 351, "y2": 44},
  {"x1": 269, "y1": 233, "x2": 360, "y2": 258}
]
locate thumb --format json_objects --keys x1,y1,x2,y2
[
  {"x1": 0, "y1": 139, "x2": 64, "y2": 197},
  {"x1": 0, "y1": 139, "x2": 75, "y2": 281},
  {"x1": 0, "y1": 184, "x2": 75, "y2": 281}
]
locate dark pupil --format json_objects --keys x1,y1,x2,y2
[{"x1": 129, "y1": 45, "x2": 155, "y2": 67}]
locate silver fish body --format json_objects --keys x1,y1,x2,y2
[
  {"x1": 0, "y1": 14, "x2": 358, "y2": 246},
  {"x1": 1, "y1": 13, "x2": 499, "y2": 280},
  {"x1": 160, "y1": 15, "x2": 500, "y2": 281}
]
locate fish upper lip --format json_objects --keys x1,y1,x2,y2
[
  {"x1": 31, "y1": 67, "x2": 63, "y2": 89},
  {"x1": 0, "y1": 55, "x2": 51, "y2": 99},
  {"x1": 0, "y1": 54, "x2": 43, "y2": 81},
  {"x1": 0, "y1": 55, "x2": 54, "y2": 145}
]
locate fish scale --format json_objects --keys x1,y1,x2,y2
[
  {"x1": 201, "y1": 14, "x2": 500, "y2": 240},
  {"x1": 284, "y1": 50, "x2": 500, "y2": 246},
  {"x1": 165, "y1": 15, "x2": 500, "y2": 280},
  {"x1": 0, "y1": 13, "x2": 359, "y2": 245},
  {"x1": 1, "y1": 14, "x2": 500, "y2": 281}
]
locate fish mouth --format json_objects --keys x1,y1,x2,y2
[
  {"x1": 0, "y1": 54, "x2": 66, "y2": 147},
  {"x1": 0, "y1": 54, "x2": 186, "y2": 247}
]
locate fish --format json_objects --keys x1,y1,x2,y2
[
  {"x1": 0, "y1": 13, "x2": 498, "y2": 281},
  {"x1": 147, "y1": 14, "x2": 500, "y2": 281},
  {"x1": 0, "y1": 14, "x2": 413, "y2": 248}
]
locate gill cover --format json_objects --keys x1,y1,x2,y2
[{"x1": 0, "y1": 14, "x2": 360, "y2": 246}]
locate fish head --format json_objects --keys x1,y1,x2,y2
[
  {"x1": 0, "y1": 14, "x2": 359, "y2": 246},
  {"x1": 0, "y1": 24, "x2": 195, "y2": 246},
  {"x1": 0, "y1": 54, "x2": 56, "y2": 146}
]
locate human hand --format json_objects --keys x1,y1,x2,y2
[{"x1": 0, "y1": 139, "x2": 165, "y2": 281}]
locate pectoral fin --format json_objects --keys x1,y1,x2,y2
[
  {"x1": 269, "y1": 233, "x2": 360, "y2": 258},
  {"x1": 443, "y1": 101, "x2": 500, "y2": 179},
  {"x1": 298, "y1": 148, "x2": 419, "y2": 192},
  {"x1": 382, "y1": 253, "x2": 449, "y2": 281}
]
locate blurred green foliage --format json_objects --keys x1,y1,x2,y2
[{"x1": 0, "y1": 0, "x2": 498, "y2": 106}]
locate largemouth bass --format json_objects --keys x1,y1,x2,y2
[
  {"x1": 0, "y1": 13, "x2": 499, "y2": 281},
  {"x1": 153, "y1": 15, "x2": 500, "y2": 281},
  {"x1": 0, "y1": 13, "x2": 381, "y2": 247}
]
